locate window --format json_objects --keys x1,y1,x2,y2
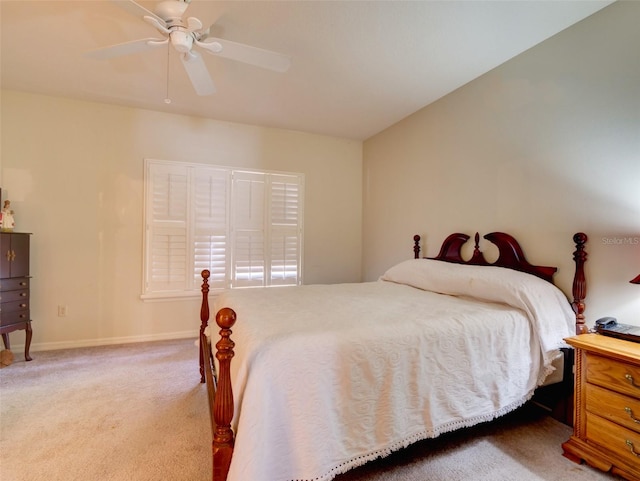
[{"x1": 143, "y1": 159, "x2": 304, "y2": 298}]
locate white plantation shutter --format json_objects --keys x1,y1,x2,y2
[
  {"x1": 192, "y1": 168, "x2": 229, "y2": 290},
  {"x1": 270, "y1": 174, "x2": 302, "y2": 286},
  {"x1": 232, "y1": 172, "x2": 266, "y2": 287},
  {"x1": 233, "y1": 231, "x2": 265, "y2": 286},
  {"x1": 145, "y1": 163, "x2": 189, "y2": 292},
  {"x1": 143, "y1": 159, "x2": 303, "y2": 298}
]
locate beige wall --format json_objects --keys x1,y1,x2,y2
[
  {"x1": 363, "y1": 1, "x2": 640, "y2": 327},
  {"x1": 2, "y1": 1, "x2": 639, "y2": 352},
  {"x1": 1, "y1": 91, "x2": 362, "y2": 350}
]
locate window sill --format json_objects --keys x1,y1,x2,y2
[{"x1": 140, "y1": 291, "x2": 220, "y2": 302}]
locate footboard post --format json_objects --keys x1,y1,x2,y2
[
  {"x1": 200, "y1": 270, "x2": 211, "y2": 383},
  {"x1": 212, "y1": 308, "x2": 236, "y2": 481},
  {"x1": 571, "y1": 233, "x2": 588, "y2": 335}
]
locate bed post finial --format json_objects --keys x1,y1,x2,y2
[
  {"x1": 414, "y1": 235, "x2": 421, "y2": 259},
  {"x1": 571, "y1": 233, "x2": 588, "y2": 335},
  {"x1": 200, "y1": 270, "x2": 211, "y2": 383},
  {"x1": 213, "y1": 307, "x2": 236, "y2": 481}
]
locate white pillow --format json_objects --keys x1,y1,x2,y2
[{"x1": 380, "y1": 258, "x2": 576, "y2": 356}]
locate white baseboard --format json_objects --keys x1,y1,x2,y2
[{"x1": 4, "y1": 330, "x2": 199, "y2": 354}]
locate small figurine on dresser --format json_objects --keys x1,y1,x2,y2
[{"x1": 1, "y1": 200, "x2": 15, "y2": 231}]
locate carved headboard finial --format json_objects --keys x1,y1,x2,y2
[{"x1": 469, "y1": 232, "x2": 487, "y2": 265}]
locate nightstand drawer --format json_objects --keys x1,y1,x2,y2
[
  {"x1": 587, "y1": 383, "x2": 640, "y2": 434},
  {"x1": 587, "y1": 353, "x2": 640, "y2": 399},
  {"x1": 587, "y1": 412, "x2": 640, "y2": 468}
]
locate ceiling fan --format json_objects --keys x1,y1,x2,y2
[{"x1": 86, "y1": 0, "x2": 291, "y2": 96}]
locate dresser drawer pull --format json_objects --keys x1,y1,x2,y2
[
  {"x1": 627, "y1": 440, "x2": 640, "y2": 457},
  {"x1": 625, "y1": 407, "x2": 640, "y2": 424},
  {"x1": 626, "y1": 374, "x2": 640, "y2": 388}
]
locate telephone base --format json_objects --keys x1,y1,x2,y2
[{"x1": 596, "y1": 323, "x2": 640, "y2": 343}]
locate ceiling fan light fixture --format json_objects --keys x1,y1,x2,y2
[{"x1": 170, "y1": 29, "x2": 193, "y2": 53}]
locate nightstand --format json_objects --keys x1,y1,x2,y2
[{"x1": 562, "y1": 333, "x2": 640, "y2": 481}]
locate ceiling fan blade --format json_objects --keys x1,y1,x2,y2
[
  {"x1": 180, "y1": 51, "x2": 216, "y2": 96},
  {"x1": 86, "y1": 38, "x2": 168, "y2": 60},
  {"x1": 109, "y1": 0, "x2": 166, "y2": 26},
  {"x1": 186, "y1": 17, "x2": 203, "y2": 32},
  {"x1": 143, "y1": 15, "x2": 171, "y2": 35},
  {"x1": 196, "y1": 37, "x2": 291, "y2": 73}
]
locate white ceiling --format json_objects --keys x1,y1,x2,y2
[{"x1": 1, "y1": 0, "x2": 613, "y2": 140}]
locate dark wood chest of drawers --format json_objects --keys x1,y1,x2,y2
[{"x1": 0, "y1": 232, "x2": 32, "y2": 361}]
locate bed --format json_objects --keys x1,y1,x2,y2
[{"x1": 198, "y1": 231, "x2": 588, "y2": 481}]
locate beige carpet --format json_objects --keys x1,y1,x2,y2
[{"x1": 0, "y1": 338, "x2": 621, "y2": 481}]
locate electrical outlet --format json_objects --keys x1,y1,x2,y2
[{"x1": 57, "y1": 305, "x2": 67, "y2": 317}]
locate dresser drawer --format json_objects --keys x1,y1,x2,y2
[
  {"x1": 1, "y1": 299, "x2": 29, "y2": 313},
  {"x1": 587, "y1": 383, "x2": 640, "y2": 434},
  {"x1": 0, "y1": 277, "x2": 29, "y2": 291},
  {"x1": 0, "y1": 288, "x2": 29, "y2": 303},
  {"x1": 587, "y1": 353, "x2": 640, "y2": 399},
  {"x1": 586, "y1": 412, "x2": 640, "y2": 470},
  {"x1": 0, "y1": 309, "x2": 30, "y2": 327}
]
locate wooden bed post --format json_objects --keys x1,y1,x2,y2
[
  {"x1": 212, "y1": 307, "x2": 236, "y2": 481},
  {"x1": 413, "y1": 235, "x2": 421, "y2": 259},
  {"x1": 571, "y1": 233, "x2": 588, "y2": 335},
  {"x1": 200, "y1": 270, "x2": 210, "y2": 384}
]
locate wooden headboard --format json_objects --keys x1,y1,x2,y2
[{"x1": 413, "y1": 232, "x2": 588, "y2": 334}]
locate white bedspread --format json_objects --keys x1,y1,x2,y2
[{"x1": 210, "y1": 260, "x2": 575, "y2": 481}]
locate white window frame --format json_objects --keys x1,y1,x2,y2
[{"x1": 142, "y1": 159, "x2": 304, "y2": 300}]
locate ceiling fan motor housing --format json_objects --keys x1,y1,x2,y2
[{"x1": 155, "y1": 0, "x2": 190, "y2": 27}]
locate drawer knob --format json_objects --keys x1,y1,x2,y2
[
  {"x1": 626, "y1": 440, "x2": 640, "y2": 458},
  {"x1": 625, "y1": 407, "x2": 640, "y2": 424},
  {"x1": 626, "y1": 374, "x2": 639, "y2": 388}
]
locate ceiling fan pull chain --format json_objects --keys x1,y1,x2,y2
[{"x1": 165, "y1": 43, "x2": 171, "y2": 104}]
